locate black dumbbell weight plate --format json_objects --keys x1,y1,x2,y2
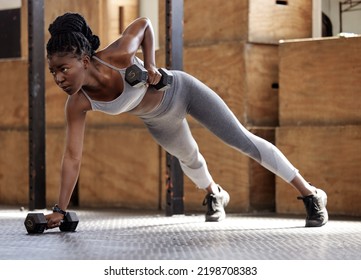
[
  {"x1": 24, "y1": 213, "x2": 47, "y2": 234},
  {"x1": 59, "y1": 211, "x2": 79, "y2": 232}
]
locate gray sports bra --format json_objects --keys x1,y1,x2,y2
[{"x1": 81, "y1": 56, "x2": 148, "y2": 115}]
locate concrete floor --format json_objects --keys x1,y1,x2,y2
[{"x1": 1, "y1": 206, "x2": 361, "y2": 260}]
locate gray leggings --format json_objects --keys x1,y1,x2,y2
[{"x1": 133, "y1": 71, "x2": 298, "y2": 189}]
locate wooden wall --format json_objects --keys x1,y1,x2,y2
[
  {"x1": 0, "y1": 60, "x2": 28, "y2": 205},
  {"x1": 276, "y1": 126, "x2": 361, "y2": 216},
  {"x1": 5, "y1": 0, "x2": 359, "y2": 218},
  {"x1": 0, "y1": 0, "x2": 142, "y2": 207},
  {"x1": 279, "y1": 36, "x2": 361, "y2": 126},
  {"x1": 276, "y1": 36, "x2": 361, "y2": 216}
]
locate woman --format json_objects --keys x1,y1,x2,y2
[{"x1": 45, "y1": 13, "x2": 328, "y2": 228}]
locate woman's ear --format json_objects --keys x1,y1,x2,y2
[{"x1": 82, "y1": 55, "x2": 91, "y2": 69}]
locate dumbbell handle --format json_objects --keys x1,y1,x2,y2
[{"x1": 152, "y1": 68, "x2": 173, "y2": 91}]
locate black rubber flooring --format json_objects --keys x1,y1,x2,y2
[{"x1": 1, "y1": 207, "x2": 361, "y2": 260}]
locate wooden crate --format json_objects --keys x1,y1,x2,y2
[
  {"x1": 0, "y1": 126, "x2": 157, "y2": 208},
  {"x1": 44, "y1": 0, "x2": 103, "y2": 44},
  {"x1": 248, "y1": 0, "x2": 312, "y2": 44},
  {"x1": 244, "y1": 43, "x2": 279, "y2": 126},
  {"x1": 79, "y1": 127, "x2": 160, "y2": 209},
  {"x1": 102, "y1": 0, "x2": 139, "y2": 44},
  {"x1": 21, "y1": 0, "x2": 107, "y2": 58},
  {"x1": 0, "y1": 60, "x2": 28, "y2": 127},
  {"x1": 183, "y1": 0, "x2": 248, "y2": 46},
  {"x1": 276, "y1": 125, "x2": 361, "y2": 216},
  {"x1": 0, "y1": 128, "x2": 76, "y2": 206},
  {"x1": 45, "y1": 74, "x2": 68, "y2": 127},
  {"x1": 158, "y1": 0, "x2": 312, "y2": 47},
  {"x1": 45, "y1": 128, "x2": 66, "y2": 206},
  {"x1": 0, "y1": 130, "x2": 28, "y2": 205},
  {"x1": 160, "y1": 126, "x2": 276, "y2": 213},
  {"x1": 279, "y1": 36, "x2": 361, "y2": 126},
  {"x1": 184, "y1": 42, "x2": 279, "y2": 126}
]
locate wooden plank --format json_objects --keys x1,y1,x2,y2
[
  {"x1": 45, "y1": 75, "x2": 68, "y2": 126},
  {"x1": 0, "y1": 130, "x2": 28, "y2": 205},
  {"x1": 276, "y1": 126, "x2": 361, "y2": 216},
  {"x1": 170, "y1": 0, "x2": 313, "y2": 46},
  {"x1": 248, "y1": 0, "x2": 312, "y2": 44},
  {"x1": 45, "y1": 128, "x2": 66, "y2": 205},
  {"x1": 160, "y1": 126, "x2": 276, "y2": 213},
  {"x1": 184, "y1": 42, "x2": 245, "y2": 123},
  {"x1": 0, "y1": 60, "x2": 28, "y2": 127},
  {"x1": 46, "y1": 126, "x2": 157, "y2": 208},
  {"x1": 279, "y1": 36, "x2": 361, "y2": 126},
  {"x1": 179, "y1": 0, "x2": 312, "y2": 46},
  {"x1": 79, "y1": 127, "x2": 160, "y2": 209},
  {"x1": 183, "y1": 0, "x2": 248, "y2": 46},
  {"x1": 104, "y1": 0, "x2": 139, "y2": 44},
  {"x1": 184, "y1": 42, "x2": 279, "y2": 126},
  {"x1": 244, "y1": 43, "x2": 279, "y2": 126},
  {"x1": 44, "y1": 0, "x2": 103, "y2": 44}
]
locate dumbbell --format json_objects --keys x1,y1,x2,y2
[
  {"x1": 125, "y1": 64, "x2": 173, "y2": 91},
  {"x1": 24, "y1": 211, "x2": 79, "y2": 234},
  {"x1": 125, "y1": 64, "x2": 148, "y2": 88}
]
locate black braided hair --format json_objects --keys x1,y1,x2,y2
[{"x1": 46, "y1": 13, "x2": 100, "y2": 58}]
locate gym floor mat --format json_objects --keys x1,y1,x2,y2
[{"x1": 1, "y1": 207, "x2": 360, "y2": 260}]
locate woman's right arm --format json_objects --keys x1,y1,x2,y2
[
  {"x1": 108, "y1": 17, "x2": 161, "y2": 85},
  {"x1": 46, "y1": 95, "x2": 87, "y2": 227},
  {"x1": 58, "y1": 96, "x2": 87, "y2": 210}
]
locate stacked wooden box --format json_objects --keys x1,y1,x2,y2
[
  {"x1": 0, "y1": 60, "x2": 28, "y2": 205},
  {"x1": 157, "y1": 0, "x2": 313, "y2": 212},
  {"x1": 276, "y1": 36, "x2": 361, "y2": 216}
]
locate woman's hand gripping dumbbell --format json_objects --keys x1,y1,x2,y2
[{"x1": 125, "y1": 64, "x2": 173, "y2": 91}]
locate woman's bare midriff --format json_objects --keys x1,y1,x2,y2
[{"x1": 129, "y1": 87, "x2": 165, "y2": 115}]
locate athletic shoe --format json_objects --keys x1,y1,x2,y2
[
  {"x1": 202, "y1": 185, "x2": 230, "y2": 222},
  {"x1": 298, "y1": 188, "x2": 328, "y2": 227}
]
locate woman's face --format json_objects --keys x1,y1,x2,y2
[{"x1": 48, "y1": 53, "x2": 88, "y2": 95}]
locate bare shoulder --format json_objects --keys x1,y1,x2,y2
[
  {"x1": 95, "y1": 44, "x2": 133, "y2": 69},
  {"x1": 94, "y1": 17, "x2": 150, "y2": 67},
  {"x1": 65, "y1": 91, "x2": 90, "y2": 118}
]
